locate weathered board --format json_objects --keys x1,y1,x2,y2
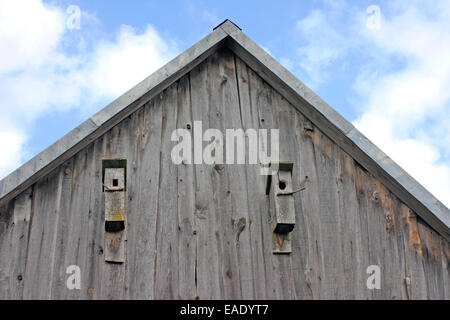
[{"x1": 0, "y1": 49, "x2": 448, "y2": 299}]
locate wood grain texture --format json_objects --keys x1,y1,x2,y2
[
  {"x1": 0, "y1": 50, "x2": 448, "y2": 300},
  {"x1": 175, "y1": 75, "x2": 197, "y2": 299}
]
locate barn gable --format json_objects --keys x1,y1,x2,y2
[
  {"x1": 0, "y1": 20, "x2": 449, "y2": 300},
  {"x1": 1, "y1": 19, "x2": 448, "y2": 240}
]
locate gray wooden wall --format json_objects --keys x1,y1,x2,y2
[{"x1": 0, "y1": 49, "x2": 448, "y2": 299}]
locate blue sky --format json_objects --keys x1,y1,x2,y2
[{"x1": 1, "y1": 0, "x2": 450, "y2": 207}]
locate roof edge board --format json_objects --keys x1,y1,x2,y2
[
  {"x1": 0, "y1": 26, "x2": 229, "y2": 206},
  {"x1": 219, "y1": 20, "x2": 450, "y2": 240}
]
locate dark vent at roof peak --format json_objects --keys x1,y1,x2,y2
[{"x1": 213, "y1": 19, "x2": 241, "y2": 31}]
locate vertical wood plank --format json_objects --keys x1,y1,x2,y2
[
  {"x1": 176, "y1": 74, "x2": 197, "y2": 299},
  {"x1": 354, "y1": 166, "x2": 373, "y2": 299},
  {"x1": 312, "y1": 131, "x2": 346, "y2": 299},
  {"x1": 272, "y1": 91, "x2": 302, "y2": 299},
  {"x1": 249, "y1": 67, "x2": 287, "y2": 299},
  {"x1": 216, "y1": 49, "x2": 259, "y2": 299},
  {"x1": 7, "y1": 188, "x2": 33, "y2": 299},
  {"x1": 441, "y1": 239, "x2": 450, "y2": 299},
  {"x1": 417, "y1": 220, "x2": 445, "y2": 299},
  {"x1": 399, "y1": 205, "x2": 428, "y2": 299},
  {"x1": 154, "y1": 83, "x2": 179, "y2": 299},
  {"x1": 336, "y1": 152, "x2": 368, "y2": 299},
  {"x1": 295, "y1": 113, "x2": 324, "y2": 299},
  {"x1": 235, "y1": 56, "x2": 267, "y2": 299},
  {"x1": 84, "y1": 140, "x2": 104, "y2": 300},
  {"x1": 134, "y1": 99, "x2": 163, "y2": 299},
  {"x1": 206, "y1": 50, "x2": 241, "y2": 299},
  {"x1": 60, "y1": 149, "x2": 93, "y2": 299},
  {"x1": 0, "y1": 202, "x2": 15, "y2": 299},
  {"x1": 49, "y1": 160, "x2": 74, "y2": 299},
  {"x1": 21, "y1": 169, "x2": 62, "y2": 299},
  {"x1": 190, "y1": 57, "x2": 222, "y2": 299}
]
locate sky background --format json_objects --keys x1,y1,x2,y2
[{"x1": 1, "y1": 0, "x2": 450, "y2": 208}]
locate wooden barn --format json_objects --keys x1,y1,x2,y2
[{"x1": 0, "y1": 20, "x2": 449, "y2": 300}]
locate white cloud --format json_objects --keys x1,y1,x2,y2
[
  {"x1": 0, "y1": 0, "x2": 66, "y2": 73},
  {"x1": 0, "y1": 0, "x2": 178, "y2": 179},
  {"x1": 294, "y1": 7, "x2": 356, "y2": 87},
  {"x1": 294, "y1": 1, "x2": 450, "y2": 208},
  {"x1": 0, "y1": 118, "x2": 27, "y2": 177},
  {"x1": 87, "y1": 24, "x2": 175, "y2": 99},
  {"x1": 353, "y1": 1, "x2": 450, "y2": 208},
  {"x1": 201, "y1": 10, "x2": 221, "y2": 26}
]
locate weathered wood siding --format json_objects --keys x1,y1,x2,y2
[{"x1": 0, "y1": 49, "x2": 448, "y2": 299}]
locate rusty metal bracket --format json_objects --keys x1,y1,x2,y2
[
  {"x1": 102, "y1": 184, "x2": 124, "y2": 192},
  {"x1": 277, "y1": 177, "x2": 308, "y2": 196}
]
